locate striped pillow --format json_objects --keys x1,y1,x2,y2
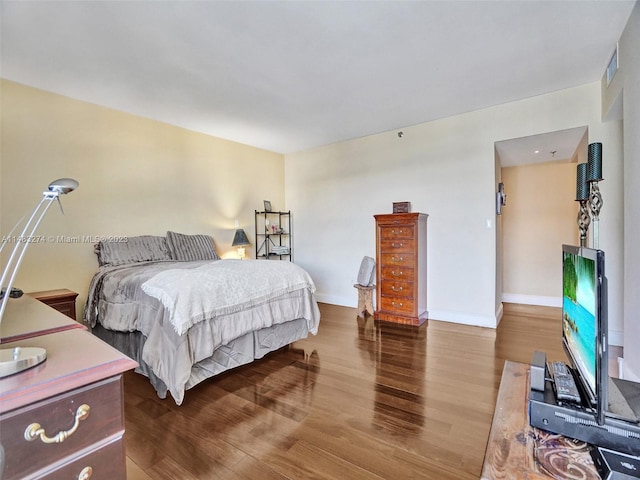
[
  {"x1": 97, "y1": 235, "x2": 171, "y2": 266},
  {"x1": 166, "y1": 231, "x2": 220, "y2": 261}
]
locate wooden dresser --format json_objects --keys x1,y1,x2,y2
[
  {"x1": 374, "y1": 213, "x2": 428, "y2": 325},
  {"x1": 0, "y1": 295, "x2": 137, "y2": 479}
]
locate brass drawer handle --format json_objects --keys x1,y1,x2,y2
[
  {"x1": 391, "y1": 301, "x2": 404, "y2": 307},
  {"x1": 391, "y1": 242, "x2": 404, "y2": 248},
  {"x1": 391, "y1": 256, "x2": 403, "y2": 262},
  {"x1": 391, "y1": 286, "x2": 403, "y2": 292},
  {"x1": 25, "y1": 404, "x2": 90, "y2": 444},
  {"x1": 391, "y1": 229, "x2": 404, "y2": 235},
  {"x1": 78, "y1": 466, "x2": 93, "y2": 480},
  {"x1": 391, "y1": 271, "x2": 403, "y2": 276}
]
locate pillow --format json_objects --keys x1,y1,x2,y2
[
  {"x1": 97, "y1": 235, "x2": 172, "y2": 266},
  {"x1": 166, "y1": 231, "x2": 220, "y2": 261},
  {"x1": 357, "y1": 256, "x2": 375, "y2": 286}
]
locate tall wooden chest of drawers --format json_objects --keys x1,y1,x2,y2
[{"x1": 374, "y1": 213, "x2": 428, "y2": 325}]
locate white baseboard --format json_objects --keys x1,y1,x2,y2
[
  {"x1": 496, "y1": 302, "x2": 504, "y2": 327},
  {"x1": 428, "y1": 309, "x2": 498, "y2": 328},
  {"x1": 314, "y1": 293, "x2": 356, "y2": 308},
  {"x1": 502, "y1": 293, "x2": 562, "y2": 308},
  {"x1": 316, "y1": 295, "x2": 500, "y2": 328}
]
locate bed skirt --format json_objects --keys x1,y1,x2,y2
[{"x1": 91, "y1": 317, "x2": 311, "y2": 400}]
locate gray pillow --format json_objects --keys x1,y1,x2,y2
[
  {"x1": 357, "y1": 256, "x2": 375, "y2": 286},
  {"x1": 166, "y1": 231, "x2": 220, "y2": 261},
  {"x1": 97, "y1": 235, "x2": 171, "y2": 266}
]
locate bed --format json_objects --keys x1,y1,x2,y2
[{"x1": 83, "y1": 232, "x2": 320, "y2": 405}]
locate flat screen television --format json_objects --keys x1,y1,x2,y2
[{"x1": 562, "y1": 244, "x2": 608, "y2": 425}]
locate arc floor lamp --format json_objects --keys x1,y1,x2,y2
[{"x1": 0, "y1": 178, "x2": 79, "y2": 377}]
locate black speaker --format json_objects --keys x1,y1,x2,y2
[{"x1": 591, "y1": 447, "x2": 640, "y2": 479}]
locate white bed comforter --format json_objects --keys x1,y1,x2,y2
[{"x1": 141, "y1": 259, "x2": 317, "y2": 336}]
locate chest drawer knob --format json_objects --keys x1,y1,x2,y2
[
  {"x1": 391, "y1": 285, "x2": 403, "y2": 292},
  {"x1": 78, "y1": 466, "x2": 93, "y2": 480},
  {"x1": 391, "y1": 271, "x2": 403, "y2": 276},
  {"x1": 391, "y1": 301, "x2": 404, "y2": 307},
  {"x1": 391, "y1": 256, "x2": 403, "y2": 262},
  {"x1": 24, "y1": 404, "x2": 90, "y2": 444},
  {"x1": 391, "y1": 229, "x2": 404, "y2": 234},
  {"x1": 391, "y1": 242, "x2": 404, "y2": 248}
]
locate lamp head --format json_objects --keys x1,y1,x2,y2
[{"x1": 48, "y1": 178, "x2": 79, "y2": 195}]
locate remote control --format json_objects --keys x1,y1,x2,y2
[{"x1": 551, "y1": 361, "x2": 581, "y2": 403}]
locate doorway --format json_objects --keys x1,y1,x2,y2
[{"x1": 495, "y1": 126, "x2": 587, "y2": 308}]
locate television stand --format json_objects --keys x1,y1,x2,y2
[
  {"x1": 529, "y1": 365, "x2": 640, "y2": 456},
  {"x1": 482, "y1": 361, "x2": 600, "y2": 479}
]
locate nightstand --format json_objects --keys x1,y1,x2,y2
[{"x1": 28, "y1": 289, "x2": 79, "y2": 320}]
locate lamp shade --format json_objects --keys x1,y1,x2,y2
[
  {"x1": 587, "y1": 142, "x2": 603, "y2": 182},
  {"x1": 232, "y1": 229, "x2": 250, "y2": 246},
  {"x1": 576, "y1": 163, "x2": 589, "y2": 201}
]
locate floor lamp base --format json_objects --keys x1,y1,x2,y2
[{"x1": 0, "y1": 346, "x2": 47, "y2": 378}]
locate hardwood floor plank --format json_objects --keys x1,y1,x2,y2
[
  {"x1": 267, "y1": 439, "x2": 386, "y2": 480},
  {"x1": 125, "y1": 302, "x2": 571, "y2": 479},
  {"x1": 126, "y1": 457, "x2": 154, "y2": 480}
]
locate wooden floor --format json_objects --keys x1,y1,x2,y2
[{"x1": 123, "y1": 303, "x2": 572, "y2": 480}]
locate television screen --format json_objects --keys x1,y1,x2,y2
[{"x1": 562, "y1": 244, "x2": 607, "y2": 423}]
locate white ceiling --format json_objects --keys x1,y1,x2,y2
[
  {"x1": 0, "y1": 1, "x2": 635, "y2": 155},
  {"x1": 496, "y1": 126, "x2": 588, "y2": 167}
]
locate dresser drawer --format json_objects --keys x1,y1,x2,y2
[
  {"x1": 380, "y1": 281, "x2": 414, "y2": 298},
  {"x1": 0, "y1": 376, "x2": 124, "y2": 480},
  {"x1": 380, "y1": 296, "x2": 415, "y2": 315},
  {"x1": 380, "y1": 266, "x2": 415, "y2": 282},
  {"x1": 379, "y1": 238, "x2": 414, "y2": 253},
  {"x1": 379, "y1": 225, "x2": 414, "y2": 239},
  {"x1": 38, "y1": 435, "x2": 126, "y2": 480},
  {"x1": 45, "y1": 301, "x2": 75, "y2": 319},
  {"x1": 380, "y1": 252, "x2": 414, "y2": 267}
]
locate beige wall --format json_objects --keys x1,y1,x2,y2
[
  {"x1": 286, "y1": 82, "x2": 623, "y2": 332},
  {"x1": 601, "y1": 1, "x2": 640, "y2": 381},
  {"x1": 501, "y1": 162, "x2": 579, "y2": 303},
  {"x1": 0, "y1": 80, "x2": 285, "y2": 318}
]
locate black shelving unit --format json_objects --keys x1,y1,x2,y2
[{"x1": 255, "y1": 210, "x2": 291, "y2": 261}]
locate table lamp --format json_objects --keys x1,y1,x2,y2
[
  {"x1": 0, "y1": 178, "x2": 79, "y2": 377},
  {"x1": 232, "y1": 229, "x2": 250, "y2": 260}
]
